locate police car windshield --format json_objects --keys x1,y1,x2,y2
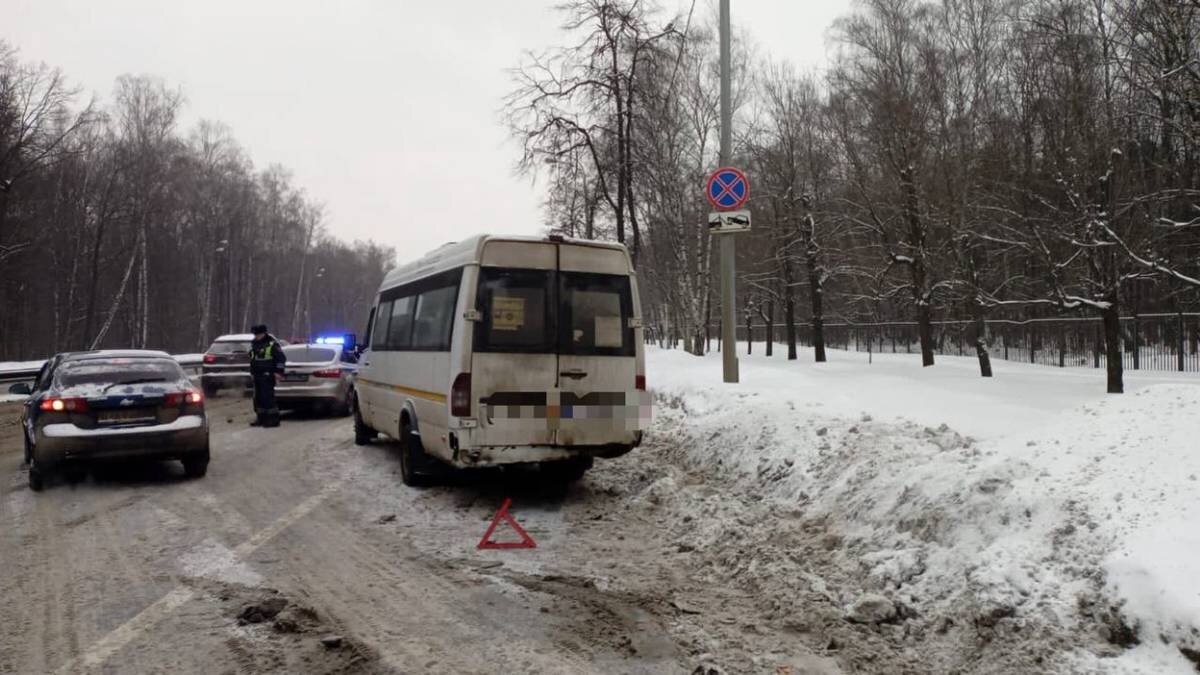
[
  {"x1": 209, "y1": 341, "x2": 251, "y2": 354},
  {"x1": 55, "y1": 359, "x2": 184, "y2": 388}
]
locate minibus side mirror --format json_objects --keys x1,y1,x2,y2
[{"x1": 8, "y1": 382, "x2": 32, "y2": 396}]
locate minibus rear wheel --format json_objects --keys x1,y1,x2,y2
[{"x1": 543, "y1": 456, "x2": 593, "y2": 483}]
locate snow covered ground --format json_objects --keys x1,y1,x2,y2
[{"x1": 646, "y1": 345, "x2": 1200, "y2": 673}]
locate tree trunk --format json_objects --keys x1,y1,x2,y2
[
  {"x1": 810, "y1": 272, "x2": 826, "y2": 363},
  {"x1": 973, "y1": 307, "x2": 993, "y2": 378},
  {"x1": 765, "y1": 300, "x2": 774, "y2": 357},
  {"x1": 917, "y1": 304, "x2": 935, "y2": 367},
  {"x1": 784, "y1": 286, "x2": 797, "y2": 361},
  {"x1": 900, "y1": 167, "x2": 935, "y2": 367},
  {"x1": 745, "y1": 311, "x2": 752, "y2": 355},
  {"x1": 1101, "y1": 303, "x2": 1124, "y2": 394},
  {"x1": 799, "y1": 200, "x2": 826, "y2": 363}
]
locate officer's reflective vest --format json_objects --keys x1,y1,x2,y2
[{"x1": 251, "y1": 342, "x2": 274, "y2": 361}]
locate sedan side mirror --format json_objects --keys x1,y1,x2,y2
[{"x1": 8, "y1": 382, "x2": 33, "y2": 396}]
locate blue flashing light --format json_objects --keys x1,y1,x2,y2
[{"x1": 315, "y1": 336, "x2": 345, "y2": 345}]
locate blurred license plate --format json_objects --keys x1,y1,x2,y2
[
  {"x1": 99, "y1": 409, "x2": 154, "y2": 423},
  {"x1": 284, "y1": 373, "x2": 308, "y2": 382}
]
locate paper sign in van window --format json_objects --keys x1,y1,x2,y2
[
  {"x1": 594, "y1": 316, "x2": 623, "y2": 347},
  {"x1": 492, "y1": 296, "x2": 526, "y2": 331}
]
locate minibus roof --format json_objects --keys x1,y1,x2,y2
[{"x1": 379, "y1": 234, "x2": 632, "y2": 293}]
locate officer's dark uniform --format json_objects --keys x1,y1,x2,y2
[{"x1": 249, "y1": 325, "x2": 286, "y2": 427}]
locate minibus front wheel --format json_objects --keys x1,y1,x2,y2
[
  {"x1": 352, "y1": 393, "x2": 376, "y2": 446},
  {"x1": 399, "y1": 419, "x2": 434, "y2": 487}
]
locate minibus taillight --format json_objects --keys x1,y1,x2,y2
[
  {"x1": 635, "y1": 375, "x2": 646, "y2": 391},
  {"x1": 451, "y1": 373, "x2": 471, "y2": 417}
]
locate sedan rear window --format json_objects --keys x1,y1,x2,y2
[
  {"x1": 55, "y1": 358, "x2": 185, "y2": 388},
  {"x1": 283, "y1": 347, "x2": 336, "y2": 362},
  {"x1": 208, "y1": 341, "x2": 251, "y2": 354}
]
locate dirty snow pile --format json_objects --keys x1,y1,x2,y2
[{"x1": 645, "y1": 346, "x2": 1200, "y2": 673}]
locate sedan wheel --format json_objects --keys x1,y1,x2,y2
[
  {"x1": 183, "y1": 444, "x2": 211, "y2": 479},
  {"x1": 28, "y1": 460, "x2": 45, "y2": 492}
]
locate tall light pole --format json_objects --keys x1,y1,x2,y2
[
  {"x1": 216, "y1": 239, "x2": 231, "y2": 335},
  {"x1": 718, "y1": 0, "x2": 739, "y2": 383}
]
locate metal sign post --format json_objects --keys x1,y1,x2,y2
[{"x1": 716, "y1": 0, "x2": 740, "y2": 383}]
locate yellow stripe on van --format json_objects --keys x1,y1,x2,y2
[{"x1": 355, "y1": 378, "x2": 447, "y2": 404}]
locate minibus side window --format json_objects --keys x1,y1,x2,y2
[
  {"x1": 412, "y1": 285, "x2": 458, "y2": 351},
  {"x1": 559, "y1": 272, "x2": 634, "y2": 357},
  {"x1": 388, "y1": 296, "x2": 415, "y2": 350},
  {"x1": 372, "y1": 300, "x2": 393, "y2": 350},
  {"x1": 363, "y1": 307, "x2": 376, "y2": 350},
  {"x1": 475, "y1": 268, "x2": 555, "y2": 353}
]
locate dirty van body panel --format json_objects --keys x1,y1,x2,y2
[
  {"x1": 469, "y1": 265, "x2": 558, "y2": 449},
  {"x1": 460, "y1": 238, "x2": 645, "y2": 464},
  {"x1": 555, "y1": 270, "x2": 640, "y2": 447},
  {"x1": 357, "y1": 267, "x2": 463, "y2": 461}
]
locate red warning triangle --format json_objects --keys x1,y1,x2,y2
[{"x1": 477, "y1": 498, "x2": 537, "y2": 550}]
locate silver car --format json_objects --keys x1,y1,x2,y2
[{"x1": 275, "y1": 344, "x2": 357, "y2": 416}]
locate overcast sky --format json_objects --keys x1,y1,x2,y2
[{"x1": 5, "y1": 0, "x2": 851, "y2": 264}]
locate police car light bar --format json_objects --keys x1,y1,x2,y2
[{"x1": 315, "y1": 336, "x2": 345, "y2": 345}]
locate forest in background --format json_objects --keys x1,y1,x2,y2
[
  {"x1": 0, "y1": 40, "x2": 394, "y2": 361},
  {"x1": 508, "y1": 0, "x2": 1200, "y2": 392}
]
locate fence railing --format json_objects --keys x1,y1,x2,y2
[
  {"x1": 680, "y1": 313, "x2": 1200, "y2": 373},
  {"x1": 0, "y1": 354, "x2": 204, "y2": 387}
]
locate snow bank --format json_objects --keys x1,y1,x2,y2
[{"x1": 646, "y1": 346, "x2": 1200, "y2": 672}]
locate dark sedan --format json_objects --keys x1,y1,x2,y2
[{"x1": 8, "y1": 350, "x2": 210, "y2": 492}]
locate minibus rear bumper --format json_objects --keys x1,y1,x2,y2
[{"x1": 453, "y1": 441, "x2": 635, "y2": 468}]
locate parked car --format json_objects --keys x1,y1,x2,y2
[
  {"x1": 200, "y1": 333, "x2": 255, "y2": 396},
  {"x1": 275, "y1": 344, "x2": 357, "y2": 416},
  {"x1": 8, "y1": 350, "x2": 210, "y2": 492}
]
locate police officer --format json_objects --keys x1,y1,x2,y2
[{"x1": 248, "y1": 324, "x2": 286, "y2": 427}]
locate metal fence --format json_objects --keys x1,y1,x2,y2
[
  {"x1": 706, "y1": 313, "x2": 1200, "y2": 373},
  {"x1": 0, "y1": 355, "x2": 204, "y2": 387}
]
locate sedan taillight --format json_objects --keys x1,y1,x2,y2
[
  {"x1": 203, "y1": 354, "x2": 217, "y2": 364},
  {"x1": 312, "y1": 369, "x2": 341, "y2": 378},
  {"x1": 451, "y1": 373, "x2": 471, "y2": 417},
  {"x1": 40, "y1": 397, "x2": 89, "y2": 412},
  {"x1": 164, "y1": 390, "x2": 204, "y2": 407}
]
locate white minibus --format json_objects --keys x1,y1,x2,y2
[{"x1": 352, "y1": 234, "x2": 649, "y2": 485}]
